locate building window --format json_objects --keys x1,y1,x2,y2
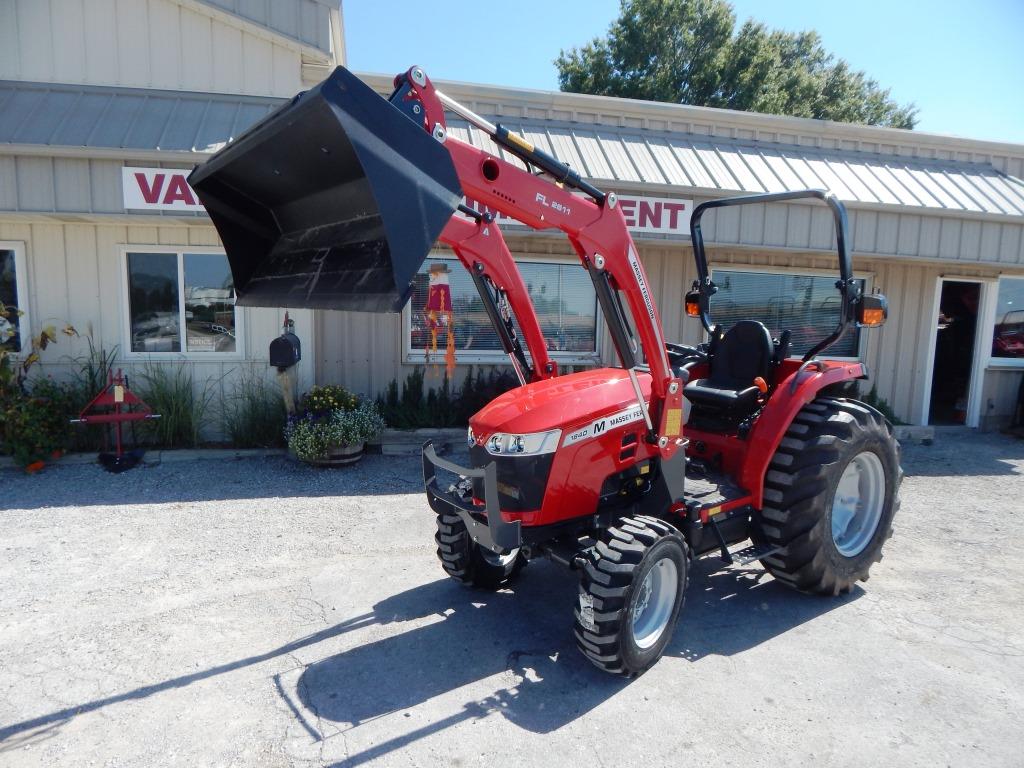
[
  {"x1": 992, "y1": 277, "x2": 1024, "y2": 363},
  {"x1": 0, "y1": 248, "x2": 22, "y2": 352},
  {"x1": 405, "y1": 256, "x2": 598, "y2": 364},
  {"x1": 125, "y1": 250, "x2": 237, "y2": 354},
  {"x1": 710, "y1": 269, "x2": 865, "y2": 358}
]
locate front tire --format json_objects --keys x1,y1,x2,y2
[
  {"x1": 574, "y1": 516, "x2": 689, "y2": 676},
  {"x1": 755, "y1": 398, "x2": 902, "y2": 595},
  {"x1": 434, "y1": 511, "x2": 524, "y2": 589}
]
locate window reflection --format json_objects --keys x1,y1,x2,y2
[
  {"x1": 0, "y1": 250, "x2": 20, "y2": 352},
  {"x1": 184, "y1": 254, "x2": 236, "y2": 353},
  {"x1": 992, "y1": 278, "x2": 1024, "y2": 360},
  {"x1": 128, "y1": 252, "x2": 180, "y2": 352}
]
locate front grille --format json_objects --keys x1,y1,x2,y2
[{"x1": 469, "y1": 445, "x2": 554, "y2": 512}]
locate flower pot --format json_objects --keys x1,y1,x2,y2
[{"x1": 308, "y1": 441, "x2": 365, "y2": 467}]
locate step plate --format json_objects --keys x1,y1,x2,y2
[{"x1": 729, "y1": 543, "x2": 783, "y2": 566}]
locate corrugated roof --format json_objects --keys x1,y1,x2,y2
[
  {"x1": 446, "y1": 119, "x2": 1024, "y2": 217},
  {"x1": 0, "y1": 81, "x2": 282, "y2": 154},
  {"x1": 2, "y1": 79, "x2": 1022, "y2": 218}
]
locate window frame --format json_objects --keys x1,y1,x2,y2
[
  {"x1": 0, "y1": 240, "x2": 30, "y2": 356},
  {"x1": 401, "y1": 253, "x2": 602, "y2": 367},
  {"x1": 707, "y1": 264, "x2": 874, "y2": 362},
  {"x1": 119, "y1": 245, "x2": 244, "y2": 360},
  {"x1": 987, "y1": 275, "x2": 1024, "y2": 370}
]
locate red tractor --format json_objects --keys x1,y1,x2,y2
[{"x1": 189, "y1": 65, "x2": 901, "y2": 676}]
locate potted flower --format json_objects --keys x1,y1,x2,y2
[{"x1": 285, "y1": 384, "x2": 385, "y2": 466}]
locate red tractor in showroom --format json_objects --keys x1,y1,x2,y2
[{"x1": 189, "y1": 65, "x2": 901, "y2": 677}]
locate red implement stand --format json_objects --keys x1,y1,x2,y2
[{"x1": 71, "y1": 369, "x2": 160, "y2": 472}]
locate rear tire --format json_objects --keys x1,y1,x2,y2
[
  {"x1": 574, "y1": 515, "x2": 688, "y2": 676},
  {"x1": 755, "y1": 397, "x2": 902, "y2": 595},
  {"x1": 434, "y1": 511, "x2": 524, "y2": 589}
]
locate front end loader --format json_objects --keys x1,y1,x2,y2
[{"x1": 189, "y1": 65, "x2": 901, "y2": 677}]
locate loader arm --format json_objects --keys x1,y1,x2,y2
[
  {"x1": 393, "y1": 67, "x2": 684, "y2": 457},
  {"x1": 439, "y1": 212, "x2": 557, "y2": 383}
]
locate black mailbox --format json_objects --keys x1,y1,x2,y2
[{"x1": 270, "y1": 332, "x2": 301, "y2": 370}]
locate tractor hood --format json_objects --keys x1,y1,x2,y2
[{"x1": 469, "y1": 368, "x2": 652, "y2": 442}]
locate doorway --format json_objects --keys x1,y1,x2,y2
[{"x1": 928, "y1": 280, "x2": 981, "y2": 425}]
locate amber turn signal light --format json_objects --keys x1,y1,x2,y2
[
  {"x1": 684, "y1": 289, "x2": 701, "y2": 317},
  {"x1": 857, "y1": 293, "x2": 888, "y2": 327}
]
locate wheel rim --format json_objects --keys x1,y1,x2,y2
[
  {"x1": 630, "y1": 556, "x2": 679, "y2": 650},
  {"x1": 479, "y1": 547, "x2": 518, "y2": 568},
  {"x1": 831, "y1": 451, "x2": 886, "y2": 557}
]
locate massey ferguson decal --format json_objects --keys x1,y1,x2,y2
[
  {"x1": 122, "y1": 168, "x2": 204, "y2": 211},
  {"x1": 562, "y1": 403, "x2": 646, "y2": 447},
  {"x1": 464, "y1": 193, "x2": 693, "y2": 237}
]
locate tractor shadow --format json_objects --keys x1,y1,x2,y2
[{"x1": 298, "y1": 556, "x2": 859, "y2": 765}]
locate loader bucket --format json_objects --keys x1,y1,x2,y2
[{"x1": 187, "y1": 66, "x2": 463, "y2": 313}]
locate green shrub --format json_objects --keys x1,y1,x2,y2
[
  {"x1": 376, "y1": 366, "x2": 519, "y2": 428},
  {"x1": 137, "y1": 364, "x2": 217, "y2": 448},
  {"x1": 861, "y1": 385, "x2": 905, "y2": 425},
  {"x1": 221, "y1": 370, "x2": 288, "y2": 448}
]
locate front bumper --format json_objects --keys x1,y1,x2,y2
[{"x1": 422, "y1": 441, "x2": 522, "y2": 554}]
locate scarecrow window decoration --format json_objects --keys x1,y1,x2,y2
[{"x1": 424, "y1": 262, "x2": 456, "y2": 374}]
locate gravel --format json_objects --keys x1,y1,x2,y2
[{"x1": 1, "y1": 430, "x2": 1022, "y2": 767}]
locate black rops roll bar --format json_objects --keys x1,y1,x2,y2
[{"x1": 688, "y1": 189, "x2": 860, "y2": 362}]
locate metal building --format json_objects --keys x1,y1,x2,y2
[{"x1": 2, "y1": 0, "x2": 1023, "y2": 431}]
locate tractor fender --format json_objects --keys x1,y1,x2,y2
[{"x1": 740, "y1": 360, "x2": 868, "y2": 509}]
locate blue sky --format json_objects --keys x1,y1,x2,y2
[{"x1": 344, "y1": 0, "x2": 1024, "y2": 144}]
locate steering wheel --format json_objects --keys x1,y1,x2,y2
[{"x1": 665, "y1": 342, "x2": 708, "y2": 367}]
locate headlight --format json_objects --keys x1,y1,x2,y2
[
  {"x1": 483, "y1": 429, "x2": 561, "y2": 456},
  {"x1": 467, "y1": 426, "x2": 476, "y2": 448}
]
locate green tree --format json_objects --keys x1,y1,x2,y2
[{"x1": 556, "y1": 0, "x2": 917, "y2": 129}]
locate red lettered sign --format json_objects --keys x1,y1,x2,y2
[{"x1": 122, "y1": 168, "x2": 203, "y2": 211}]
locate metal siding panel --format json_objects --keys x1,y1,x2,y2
[
  {"x1": 30, "y1": 222, "x2": 69, "y2": 323},
  {"x1": 50, "y1": 92, "x2": 112, "y2": 146},
  {"x1": 64, "y1": 224, "x2": 102, "y2": 343},
  {"x1": 0, "y1": 2, "x2": 20, "y2": 79},
  {"x1": 846, "y1": 162, "x2": 902, "y2": 206},
  {"x1": 867, "y1": 163, "x2": 920, "y2": 206},
  {"x1": 739, "y1": 204, "x2": 764, "y2": 244},
  {"x1": 53, "y1": 158, "x2": 92, "y2": 211},
  {"x1": 983, "y1": 174, "x2": 1024, "y2": 214},
  {"x1": 897, "y1": 215, "x2": 920, "y2": 255},
  {"x1": 149, "y1": 0, "x2": 182, "y2": 88},
  {"x1": 181, "y1": 7, "x2": 214, "y2": 91},
  {"x1": 805, "y1": 157, "x2": 855, "y2": 200},
  {"x1": 89, "y1": 95, "x2": 146, "y2": 148},
  {"x1": 808, "y1": 207, "x2": 834, "y2": 250},
  {"x1": 853, "y1": 210, "x2": 877, "y2": 253},
  {"x1": 3, "y1": 89, "x2": 49, "y2": 143},
  {"x1": 763, "y1": 204, "x2": 787, "y2": 246},
  {"x1": 271, "y1": 43, "x2": 299, "y2": 95},
  {"x1": 91, "y1": 160, "x2": 125, "y2": 213},
  {"x1": 16, "y1": 157, "x2": 56, "y2": 211},
  {"x1": 194, "y1": 101, "x2": 240, "y2": 153},
  {"x1": 17, "y1": 0, "x2": 53, "y2": 80},
  {"x1": 926, "y1": 170, "x2": 984, "y2": 212},
  {"x1": 714, "y1": 206, "x2": 741, "y2": 243},
  {"x1": 825, "y1": 159, "x2": 878, "y2": 203},
  {"x1": 11, "y1": 90, "x2": 78, "y2": 144},
  {"x1": 269, "y1": 0, "x2": 300, "y2": 40},
  {"x1": 970, "y1": 173, "x2": 1024, "y2": 215},
  {"x1": 52, "y1": 0, "x2": 87, "y2": 82},
  {"x1": 738, "y1": 150, "x2": 786, "y2": 193},
  {"x1": 938, "y1": 218, "x2": 962, "y2": 260},
  {"x1": 785, "y1": 204, "x2": 811, "y2": 248},
  {"x1": 114, "y1": 0, "x2": 151, "y2": 86},
  {"x1": 160, "y1": 99, "x2": 208, "y2": 151},
  {"x1": 886, "y1": 165, "x2": 942, "y2": 208},
  {"x1": 943, "y1": 171, "x2": 1004, "y2": 214},
  {"x1": 83, "y1": 0, "x2": 118, "y2": 83},
  {"x1": 979, "y1": 222, "x2": 1001, "y2": 261},
  {"x1": 597, "y1": 133, "x2": 642, "y2": 182},
  {"x1": 668, "y1": 142, "x2": 717, "y2": 189},
  {"x1": 0, "y1": 157, "x2": 16, "y2": 210},
  {"x1": 875, "y1": 213, "x2": 899, "y2": 254},
  {"x1": 645, "y1": 138, "x2": 690, "y2": 185},
  {"x1": 960, "y1": 219, "x2": 982, "y2": 260},
  {"x1": 917, "y1": 217, "x2": 940, "y2": 258},
  {"x1": 693, "y1": 143, "x2": 740, "y2": 190},
  {"x1": 619, "y1": 135, "x2": 665, "y2": 184},
  {"x1": 212, "y1": 20, "x2": 245, "y2": 95},
  {"x1": 906, "y1": 165, "x2": 960, "y2": 209},
  {"x1": 717, "y1": 147, "x2": 765, "y2": 192},
  {"x1": 760, "y1": 150, "x2": 804, "y2": 191},
  {"x1": 571, "y1": 130, "x2": 614, "y2": 180},
  {"x1": 998, "y1": 225, "x2": 1022, "y2": 263}
]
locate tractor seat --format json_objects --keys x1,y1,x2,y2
[{"x1": 684, "y1": 320, "x2": 774, "y2": 414}]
